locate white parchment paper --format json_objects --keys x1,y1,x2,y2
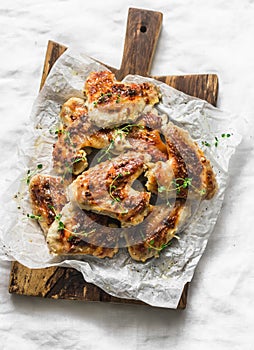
[{"x1": 0, "y1": 49, "x2": 241, "y2": 308}]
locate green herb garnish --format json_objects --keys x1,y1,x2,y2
[
  {"x1": 24, "y1": 164, "x2": 43, "y2": 185},
  {"x1": 202, "y1": 141, "x2": 211, "y2": 147},
  {"x1": 97, "y1": 140, "x2": 114, "y2": 162},
  {"x1": 158, "y1": 177, "x2": 206, "y2": 198},
  {"x1": 108, "y1": 171, "x2": 131, "y2": 213},
  {"x1": 109, "y1": 173, "x2": 123, "y2": 203},
  {"x1": 27, "y1": 213, "x2": 42, "y2": 220},
  {"x1": 202, "y1": 132, "x2": 232, "y2": 148},
  {"x1": 116, "y1": 94, "x2": 121, "y2": 104},
  {"x1": 221, "y1": 133, "x2": 231, "y2": 138},
  {"x1": 48, "y1": 205, "x2": 65, "y2": 231},
  {"x1": 147, "y1": 237, "x2": 175, "y2": 252},
  {"x1": 67, "y1": 229, "x2": 96, "y2": 242},
  {"x1": 97, "y1": 124, "x2": 144, "y2": 163}
]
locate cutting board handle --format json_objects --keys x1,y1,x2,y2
[{"x1": 116, "y1": 8, "x2": 163, "y2": 80}]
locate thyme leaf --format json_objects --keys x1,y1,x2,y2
[
  {"x1": 147, "y1": 237, "x2": 174, "y2": 252},
  {"x1": 157, "y1": 177, "x2": 206, "y2": 198},
  {"x1": 24, "y1": 164, "x2": 43, "y2": 185},
  {"x1": 67, "y1": 229, "x2": 96, "y2": 242},
  {"x1": 27, "y1": 213, "x2": 42, "y2": 220},
  {"x1": 97, "y1": 124, "x2": 144, "y2": 163},
  {"x1": 108, "y1": 171, "x2": 131, "y2": 214},
  {"x1": 202, "y1": 132, "x2": 232, "y2": 148}
]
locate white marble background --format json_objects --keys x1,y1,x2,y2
[{"x1": 0, "y1": 0, "x2": 253, "y2": 349}]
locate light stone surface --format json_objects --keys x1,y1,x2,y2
[{"x1": 0, "y1": 0, "x2": 253, "y2": 349}]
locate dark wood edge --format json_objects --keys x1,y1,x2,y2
[
  {"x1": 9, "y1": 261, "x2": 188, "y2": 309},
  {"x1": 39, "y1": 40, "x2": 67, "y2": 91}
]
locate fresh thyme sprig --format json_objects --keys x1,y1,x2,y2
[
  {"x1": 48, "y1": 204, "x2": 96, "y2": 238},
  {"x1": 147, "y1": 238, "x2": 175, "y2": 252},
  {"x1": 26, "y1": 213, "x2": 42, "y2": 220},
  {"x1": 52, "y1": 128, "x2": 63, "y2": 135},
  {"x1": 158, "y1": 177, "x2": 206, "y2": 199},
  {"x1": 108, "y1": 171, "x2": 131, "y2": 214},
  {"x1": 62, "y1": 130, "x2": 73, "y2": 146},
  {"x1": 116, "y1": 94, "x2": 121, "y2": 103},
  {"x1": 50, "y1": 127, "x2": 74, "y2": 147},
  {"x1": 24, "y1": 164, "x2": 43, "y2": 185},
  {"x1": 140, "y1": 231, "x2": 179, "y2": 253},
  {"x1": 172, "y1": 177, "x2": 193, "y2": 194},
  {"x1": 50, "y1": 127, "x2": 65, "y2": 136},
  {"x1": 221, "y1": 133, "x2": 231, "y2": 138},
  {"x1": 97, "y1": 140, "x2": 115, "y2": 162},
  {"x1": 93, "y1": 92, "x2": 113, "y2": 107},
  {"x1": 93, "y1": 92, "x2": 122, "y2": 107},
  {"x1": 72, "y1": 156, "x2": 87, "y2": 164},
  {"x1": 97, "y1": 124, "x2": 144, "y2": 163},
  {"x1": 61, "y1": 155, "x2": 87, "y2": 180},
  {"x1": 109, "y1": 173, "x2": 122, "y2": 203},
  {"x1": 67, "y1": 229, "x2": 96, "y2": 242},
  {"x1": 48, "y1": 205, "x2": 64, "y2": 231},
  {"x1": 109, "y1": 171, "x2": 130, "y2": 203},
  {"x1": 202, "y1": 141, "x2": 211, "y2": 147}
]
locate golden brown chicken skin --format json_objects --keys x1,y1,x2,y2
[
  {"x1": 145, "y1": 121, "x2": 218, "y2": 200},
  {"x1": 126, "y1": 126, "x2": 168, "y2": 162},
  {"x1": 69, "y1": 151, "x2": 152, "y2": 227},
  {"x1": 125, "y1": 200, "x2": 191, "y2": 262},
  {"x1": 29, "y1": 175, "x2": 119, "y2": 258},
  {"x1": 47, "y1": 203, "x2": 119, "y2": 258},
  {"x1": 29, "y1": 174, "x2": 68, "y2": 235},
  {"x1": 52, "y1": 113, "x2": 115, "y2": 177},
  {"x1": 59, "y1": 97, "x2": 87, "y2": 128},
  {"x1": 84, "y1": 71, "x2": 160, "y2": 128}
]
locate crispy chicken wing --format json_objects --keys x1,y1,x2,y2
[
  {"x1": 126, "y1": 126, "x2": 168, "y2": 162},
  {"x1": 84, "y1": 71, "x2": 160, "y2": 128},
  {"x1": 29, "y1": 174, "x2": 67, "y2": 235},
  {"x1": 53, "y1": 114, "x2": 114, "y2": 177},
  {"x1": 47, "y1": 202, "x2": 119, "y2": 257},
  {"x1": 125, "y1": 200, "x2": 191, "y2": 262},
  {"x1": 145, "y1": 121, "x2": 218, "y2": 200},
  {"x1": 69, "y1": 151, "x2": 152, "y2": 227},
  {"x1": 29, "y1": 175, "x2": 119, "y2": 258},
  {"x1": 59, "y1": 97, "x2": 87, "y2": 128}
]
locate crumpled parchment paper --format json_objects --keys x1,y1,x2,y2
[{"x1": 0, "y1": 49, "x2": 241, "y2": 308}]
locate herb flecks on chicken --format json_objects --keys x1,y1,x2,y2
[
  {"x1": 125, "y1": 201, "x2": 191, "y2": 262},
  {"x1": 84, "y1": 71, "x2": 161, "y2": 128},
  {"x1": 69, "y1": 151, "x2": 152, "y2": 227},
  {"x1": 29, "y1": 174, "x2": 68, "y2": 236},
  {"x1": 47, "y1": 202, "x2": 119, "y2": 258}
]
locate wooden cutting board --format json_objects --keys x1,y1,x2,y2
[{"x1": 9, "y1": 8, "x2": 218, "y2": 309}]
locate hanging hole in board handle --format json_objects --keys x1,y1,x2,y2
[{"x1": 140, "y1": 25, "x2": 147, "y2": 33}]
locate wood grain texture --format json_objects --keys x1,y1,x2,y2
[
  {"x1": 154, "y1": 74, "x2": 218, "y2": 106},
  {"x1": 116, "y1": 8, "x2": 163, "y2": 80},
  {"x1": 9, "y1": 8, "x2": 218, "y2": 309},
  {"x1": 9, "y1": 261, "x2": 188, "y2": 308},
  {"x1": 39, "y1": 41, "x2": 67, "y2": 91}
]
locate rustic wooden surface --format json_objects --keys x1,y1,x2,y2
[
  {"x1": 39, "y1": 40, "x2": 67, "y2": 90},
  {"x1": 116, "y1": 8, "x2": 163, "y2": 80},
  {"x1": 154, "y1": 74, "x2": 218, "y2": 106},
  {"x1": 9, "y1": 261, "x2": 189, "y2": 308},
  {"x1": 9, "y1": 7, "x2": 218, "y2": 309}
]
